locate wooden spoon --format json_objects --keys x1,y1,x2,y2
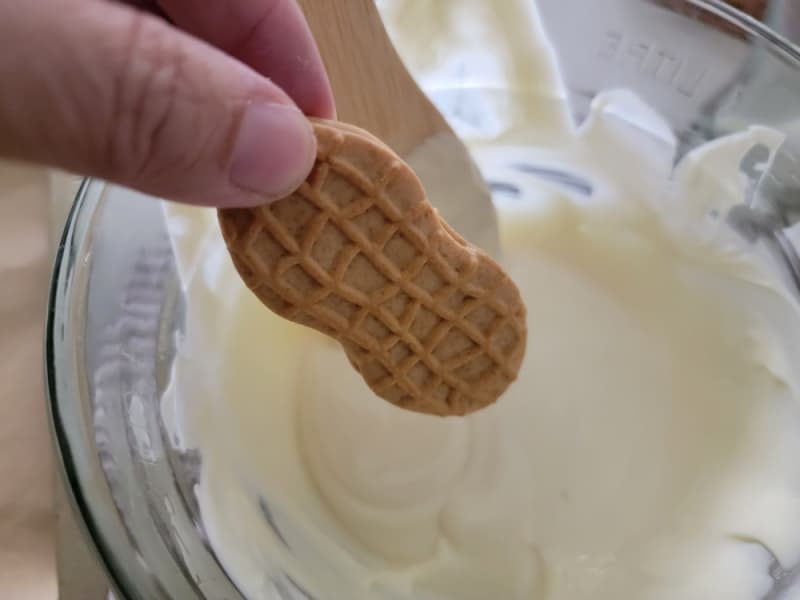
[{"x1": 296, "y1": 0, "x2": 501, "y2": 258}]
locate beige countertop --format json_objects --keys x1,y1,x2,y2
[{"x1": 0, "y1": 161, "x2": 108, "y2": 599}]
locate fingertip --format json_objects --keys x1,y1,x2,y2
[
  {"x1": 306, "y1": 84, "x2": 337, "y2": 121},
  {"x1": 226, "y1": 102, "x2": 316, "y2": 206}
]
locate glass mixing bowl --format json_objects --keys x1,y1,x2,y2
[{"x1": 46, "y1": 1, "x2": 800, "y2": 598}]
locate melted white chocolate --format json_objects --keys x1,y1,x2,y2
[{"x1": 161, "y1": 4, "x2": 800, "y2": 599}]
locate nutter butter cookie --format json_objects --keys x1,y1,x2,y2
[{"x1": 219, "y1": 118, "x2": 527, "y2": 416}]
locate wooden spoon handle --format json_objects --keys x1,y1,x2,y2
[{"x1": 296, "y1": 0, "x2": 447, "y2": 154}]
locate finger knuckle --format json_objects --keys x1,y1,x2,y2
[{"x1": 106, "y1": 13, "x2": 192, "y2": 181}]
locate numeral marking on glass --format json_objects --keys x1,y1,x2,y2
[{"x1": 598, "y1": 29, "x2": 706, "y2": 98}]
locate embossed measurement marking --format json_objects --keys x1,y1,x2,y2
[{"x1": 598, "y1": 29, "x2": 707, "y2": 98}]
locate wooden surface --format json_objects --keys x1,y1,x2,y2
[
  {"x1": 0, "y1": 164, "x2": 106, "y2": 600},
  {"x1": 656, "y1": 0, "x2": 768, "y2": 36},
  {"x1": 0, "y1": 162, "x2": 58, "y2": 600},
  {"x1": 295, "y1": 0, "x2": 501, "y2": 258},
  {"x1": 296, "y1": 0, "x2": 450, "y2": 157}
]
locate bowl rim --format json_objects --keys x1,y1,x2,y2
[
  {"x1": 45, "y1": 2, "x2": 800, "y2": 598},
  {"x1": 46, "y1": 178, "x2": 134, "y2": 599},
  {"x1": 46, "y1": 176, "x2": 184, "y2": 599},
  {"x1": 48, "y1": 179, "x2": 232, "y2": 600}
]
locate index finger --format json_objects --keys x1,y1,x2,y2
[{"x1": 156, "y1": 0, "x2": 335, "y2": 118}]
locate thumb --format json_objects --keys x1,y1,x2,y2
[{"x1": 0, "y1": 0, "x2": 318, "y2": 207}]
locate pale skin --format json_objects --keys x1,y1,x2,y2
[
  {"x1": 0, "y1": 0, "x2": 335, "y2": 207},
  {"x1": 0, "y1": 3, "x2": 332, "y2": 590}
]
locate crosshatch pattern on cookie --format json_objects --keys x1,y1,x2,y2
[{"x1": 219, "y1": 121, "x2": 526, "y2": 416}]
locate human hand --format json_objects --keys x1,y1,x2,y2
[{"x1": 0, "y1": 0, "x2": 334, "y2": 207}]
